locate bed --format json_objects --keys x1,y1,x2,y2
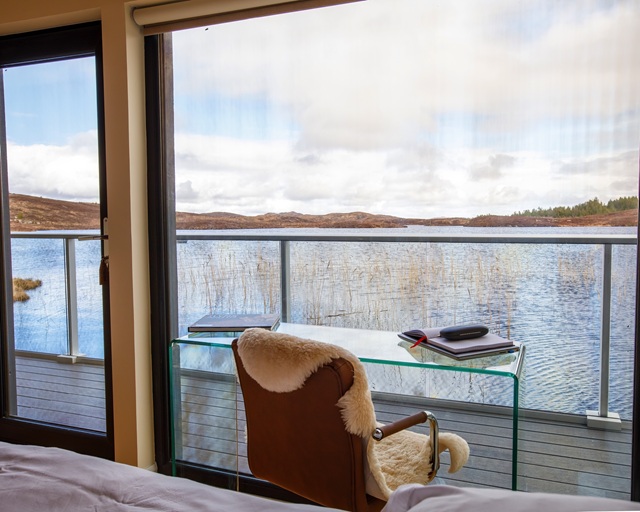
[{"x1": 1, "y1": 441, "x2": 638, "y2": 512}]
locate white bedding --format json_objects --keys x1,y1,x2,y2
[
  {"x1": 385, "y1": 484, "x2": 640, "y2": 512},
  {"x1": 1, "y1": 441, "x2": 639, "y2": 512},
  {"x1": 0, "y1": 441, "x2": 339, "y2": 512}
]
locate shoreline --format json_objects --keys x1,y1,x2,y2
[{"x1": 8, "y1": 193, "x2": 638, "y2": 232}]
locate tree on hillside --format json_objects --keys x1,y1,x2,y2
[
  {"x1": 514, "y1": 196, "x2": 638, "y2": 218},
  {"x1": 607, "y1": 196, "x2": 638, "y2": 212},
  {"x1": 571, "y1": 198, "x2": 609, "y2": 217}
]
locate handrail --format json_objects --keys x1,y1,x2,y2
[
  {"x1": 12, "y1": 228, "x2": 637, "y2": 245},
  {"x1": 172, "y1": 231, "x2": 637, "y2": 245},
  {"x1": 180, "y1": 229, "x2": 635, "y2": 423},
  {"x1": 10, "y1": 229, "x2": 638, "y2": 422}
]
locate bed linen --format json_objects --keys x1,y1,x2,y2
[
  {"x1": 2, "y1": 441, "x2": 639, "y2": 512},
  {"x1": 384, "y1": 483, "x2": 640, "y2": 512},
  {"x1": 0, "y1": 441, "x2": 339, "y2": 512}
]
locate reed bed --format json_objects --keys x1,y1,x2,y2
[{"x1": 176, "y1": 239, "x2": 636, "y2": 416}]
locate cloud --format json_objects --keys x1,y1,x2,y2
[
  {"x1": 8, "y1": 129, "x2": 638, "y2": 218},
  {"x1": 386, "y1": 145, "x2": 445, "y2": 173},
  {"x1": 469, "y1": 154, "x2": 517, "y2": 181},
  {"x1": 555, "y1": 150, "x2": 640, "y2": 203},
  {"x1": 554, "y1": 149, "x2": 639, "y2": 201},
  {"x1": 177, "y1": 180, "x2": 199, "y2": 201},
  {"x1": 172, "y1": 0, "x2": 640, "y2": 153},
  {"x1": 295, "y1": 153, "x2": 322, "y2": 166},
  {"x1": 170, "y1": 132, "x2": 637, "y2": 218},
  {"x1": 6, "y1": 131, "x2": 100, "y2": 202}
]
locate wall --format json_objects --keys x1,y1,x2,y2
[{"x1": 0, "y1": 0, "x2": 155, "y2": 469}]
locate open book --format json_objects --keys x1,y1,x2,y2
[{"x1": 398, "y1": 326, "x2": 516, "y2": 360}]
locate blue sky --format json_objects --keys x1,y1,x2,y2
[
  {"x1": 2, "y1": 0, "x2": 639, "y2": 218},
  {"x1": 4, "y1": 58, "x2": 96, "y2": 146},
  {"x1": 3, "y1": 57, "x2": 100, "y2": 202}
]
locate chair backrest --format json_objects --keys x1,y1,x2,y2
[{"x1": 232, "y1": 340, "x2": 382, "y2": 512}]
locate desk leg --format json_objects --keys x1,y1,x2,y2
[
  {"x1": 512, "y1": 375, "x2": 520, "y2": 490},
  {"x1": 169, "y1": 342, "x2": 183, "y2": 477}
]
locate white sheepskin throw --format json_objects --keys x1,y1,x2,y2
[{"x1": 237, "y1": 328, "x2": 470, "y2": 500}]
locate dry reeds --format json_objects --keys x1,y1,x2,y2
[{"x1": 176, "y1": 239, "x2": 609, "y2": 342}]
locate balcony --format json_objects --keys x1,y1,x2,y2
[
  {"x1": 15, "y1": 349, "x2": 633, "y2": 498},
  {"x1": 9, "y1": 229, "x2": 637, "y2": 499}
]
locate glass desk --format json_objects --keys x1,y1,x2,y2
[{"x1": 170, "y1": 322, "x2": 525, "y2": 490}]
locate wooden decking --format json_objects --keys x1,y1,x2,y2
[
  {"x1": 175, "y1": 370, "x2": 634, "y2": 500},
  {"x1": 15, "y1": 353, "x2": 106, "y2": 432},
  {"x1": 14, "y1": 354, "x2": 634, "y2": 501}
]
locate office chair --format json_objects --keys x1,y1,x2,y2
[{"x1": 232, "y1": 328, "x2": 469, "y2": 512}]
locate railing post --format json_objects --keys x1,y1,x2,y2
[
  {"x1": 587, "y1": 243, "x2": 621, "y2": 429},
  {"x1": 280, "y1": 240, "x2": 291, "y2": 323},
  {"x1": 63, "y1": 238, "x2": 80, "y2": 358},
  {"x1": 600, "y1": 243, "x2": 612, "y2": 417}
]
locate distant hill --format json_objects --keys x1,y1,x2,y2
[
  {"x1": 174, "y1": 210, "x2": 468, "y2": 230},
  {"x1": 6, "y1": 193, "x2": 638, "y2": 232},
  {"x1": 466, "y1": 209, "x2": 637, "y2": 228},
  {"x1": 10, "y1": 194, "x2": 101, "y2": 231}
]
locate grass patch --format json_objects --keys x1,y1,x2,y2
[{"x1": 13, "y1": 277, "x2": 42, "y2": 302}]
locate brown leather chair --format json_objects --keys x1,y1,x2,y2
[{"x1": 232, "y1": 329, "x2": 469, "y2": 512}]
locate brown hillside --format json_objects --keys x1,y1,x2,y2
[
  {"x1": 175, "y1": 210, "x2": 470, "y2": 230},
  {"x1": 467, "y1": 209, "x2": 637, "y2": 228},
  {"x1": 7, "y1": 193, "x2": 638, "y2": 232},
  {"x1": 10, "y1": 194, "x2": 101, "y2": 231}
]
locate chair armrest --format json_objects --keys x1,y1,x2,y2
[{"x1": 372, "y1": 411, "x2": 440, "y2": 482}]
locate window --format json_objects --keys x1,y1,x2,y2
[{"x1": 148, "y1": 0, "x2": 639, "y2": 498}]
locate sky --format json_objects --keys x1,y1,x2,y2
[
  {"x1": 3, "y1": 57, "x2": 100, "y2": 202},
  {"x1": 3, "y1": 0, "x2": 640, "y2": 218}
]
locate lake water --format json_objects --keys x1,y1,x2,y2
[{"x1": 10, "y1": 225, "x2": 638, "y2": 419}]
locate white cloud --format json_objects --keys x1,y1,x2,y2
[
  {"x1": 176, "y1": 180, "x2": 199, "y2": 202},
  {"x1": 173, "y1": 0, "x2": 640, "y2": 152},
  {"x1": 6, "y1": 130, "x2": 100, "y2": 202},
  {"x1": 469, "y1": 154, "x2": 517, "y2": 181},
  {"x1": 173, "y1": 133, "x2": 638, "y2": 218}
]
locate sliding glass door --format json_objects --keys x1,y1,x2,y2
[{"x1": 0, "y1": 22, "x2": 113, "y2": 458}]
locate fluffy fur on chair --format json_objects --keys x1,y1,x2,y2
[{"x1": 237, "y1": 328, "x2": 470, "y2": 500}]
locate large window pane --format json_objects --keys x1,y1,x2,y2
[
  {"x1": 3, "y1": 57, "x2": 106, "y2": 431},
  {"x1": 169, "y1": 0, "x2": 639, "y2": 495},
  {"x1": 172, "y1": 0, "x2": 639, "y2": 412}
]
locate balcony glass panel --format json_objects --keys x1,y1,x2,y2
[{"x1": 11, "y1": 238, "x2": 67, "y2": 355}]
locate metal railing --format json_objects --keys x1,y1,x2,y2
[
  {"x1": 11, "y1": 232, "x2": 99, "y2": 359},
  {"x1": 11, "y1": 229, "x2": 638, "y2": 422},
  {"x1": 178, "y1": 230, "x2": 637, "y2": 423}
]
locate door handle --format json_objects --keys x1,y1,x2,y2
[{"x1": 78, "y1": 234, "x2": 108, "y2": 241}]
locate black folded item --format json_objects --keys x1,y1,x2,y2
[{"x1": 439, "y1": 324, "x2": 489, "y2": 341}]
